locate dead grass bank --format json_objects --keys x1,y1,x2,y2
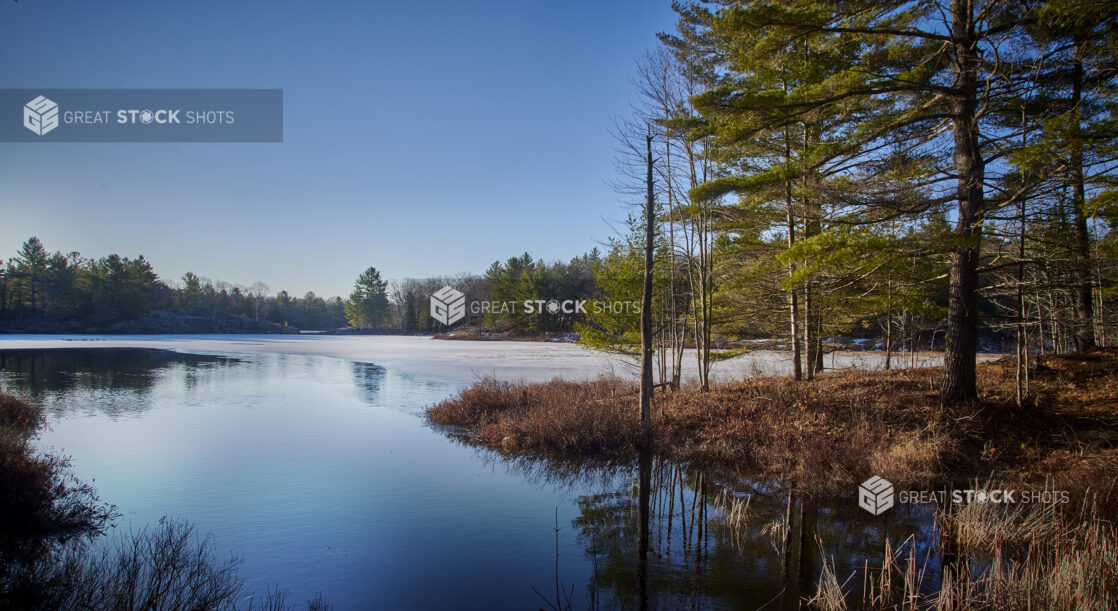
[{"x1": 427, "y1": 349, "x2": 1118, "y2": 498}]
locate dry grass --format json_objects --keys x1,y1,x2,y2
[
  {"x1": 429, "y1": 369, "x2": 956, "y2": 494},
  {"x1": 712, "y1": 489, "x2": 752, "y2": 530},
  {"x1": 0, "y1": 392, "x2": 45, "y2": 437},
  {"x1": 0, "y1": 393, "x2": 115, "y2": 562},
  {"x1": 811, "y1": 491, "x2": 1118, "y2": 610},
  {"x1": 428, "y1": 377, "x2": 643, "y2": 460},
  {"x1": 810, "y1": 536, "x2": 851, "y2": 611},
  {"x1": 944, "y1": 487, "x2": 1062, "y2": 553},
  {"x1": 655, "y1": 367, "x2": 960, "y2": 494},
  {"x1": 426, "y1": 349, "x2": 1118, "y2": 498}
]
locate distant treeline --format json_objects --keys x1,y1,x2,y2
[
  {"x1": 0, "y1": 237, "x2": 605, "y2": 334},
  {"x1": 391, "y1": 252, "x2": 602, "y2": 334},
  {"x1": 0, "y1": 237, "x2": 346, "y2": 332}
]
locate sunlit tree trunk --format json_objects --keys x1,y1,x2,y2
[
  {"x1": 640, "y1": 132, "x2": 655, "y2": 435},
  {"x1": 940, "y1": 0, "x2": 984, "y2": 406}
]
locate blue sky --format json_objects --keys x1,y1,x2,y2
[{"x1": 0, "y1": 0, "x2": 679, "y2": 297}]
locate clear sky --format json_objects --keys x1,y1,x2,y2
[{"x1": 0, "y1": 0, "x2": 679, "y2": 298}]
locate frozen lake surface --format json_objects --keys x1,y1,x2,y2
[{"x1": 0, "y1": 334, "x2": 1002, "y2": 386}]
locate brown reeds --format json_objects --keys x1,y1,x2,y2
[
  {"x1": 427, "y1": 369, "x2": 954, "y2": 494},
  {"x1": 808, "y1": 485, "x2": 1118, "y2": 610},
  {"x1": 426, "y1": 350, "x2": 1118, "y2": 498},
  {"x1": 428, "y1": 376, "x2": 644, "y2": 459}
]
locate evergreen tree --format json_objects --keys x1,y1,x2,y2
[
  {"x1": 14, "y1": 237, "x2": 48, "y2": 311},
  {"x1": 345, "y1": 267, "x2": 389, "y2": 330},
  {"x1": 678, "y1": 0, "x2": 1037, "y2": 404}
]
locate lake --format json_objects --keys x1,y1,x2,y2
[{"x1": 0, "y1": 337, "x2": 945, "y2": 609}]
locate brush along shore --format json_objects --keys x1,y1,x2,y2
[{"x1": 427, "y1": 349, "x2": 1118, "y2": 499}]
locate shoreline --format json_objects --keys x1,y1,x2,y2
[{"x1": 427, "y1": 349, "x2": 1118, "y2": 504}]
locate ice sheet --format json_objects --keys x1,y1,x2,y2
[{"x1": 0, "y1": 334, "x2": 1002, "y2": 386}]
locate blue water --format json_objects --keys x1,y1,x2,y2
[{"x1": 0, "y1": 347, "x2": 940, "y2": 609}]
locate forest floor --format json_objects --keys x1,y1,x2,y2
[{"x1": 427, "y1": 348, "x2": 1118, "y2": 506}]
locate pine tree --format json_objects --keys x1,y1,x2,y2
[
  {"x1": 345, "y1": 267, "x2": 389, "y2": 330},
  {"x1": 680, "y1": 0, "x2": 1035, "y2": 404},
  {"x1": 1018, "y1": 0, "x2": 1118, "y2": 350},
  {"x1": 15, "y1": 237, "x2": 48, "y2": 311}
]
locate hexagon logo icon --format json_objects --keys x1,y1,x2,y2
[
  {"x1": 430, "y1": 286, "x2": 466, "y2": 325},
  {"x1": 858, "y1": 476, "x2": 894, "y2": 515},
  {"x1": 24, "y1": 95, "x2": 59, "y2": 136}
]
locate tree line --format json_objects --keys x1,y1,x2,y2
[
  {"x1": 0, "y1": 237, "x2": 611, "y2": 334},
  {"x1": 0, "y1": 237, "x2": 350, "y2": 330},
  {"x1": 384, "y1": 251, "x2": 602, "y2": 334}
]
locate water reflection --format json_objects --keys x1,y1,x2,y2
[
  {"x1": 554, "y1": 456, "x2": 944, "y2": 609},
  {"x1": 350, "y1": 361, "x2": 386, "y2": 403},
  {"x1": 0, "y1": 349, "x2": 238, "y2": 417},
  {"x1": 0, "y1": 347, "x2": 949, "y2": 608},
  {"x1": 637, "y1": 448, "x2": 651, "y2": 611}
]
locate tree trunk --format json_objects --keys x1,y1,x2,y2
[
  {"x1": 801, "y1": 162, "x2": 822, "y2": 379},
  {"x1": 697, "y1": 208, "x2": 712, "y2": 391},
  {"x1": 941, "y1": 0, "x2": 983, "y2": 406},
  {"x1": 789, "y1": 290, "x2": 802, "y2": 379},
  {"x1": 1016, "y1": 106, "x2": 1029, "y2": 407},
  {"x1": 814, "y1": 317, "x2": 824, "y2": 374},
  {"x1": 804, "y1": 125, "x2": 825, "y2": 378},
  {"x1": 804, "y1": 284, "x2": 816, "y2": 380},
  {"x1": 640, "y1": 132, "x2": 655, "y2": 437},
  {"x1": 1095, "y1": 233, "x2": 1107, "y2": 347},
  {"x1": 885, "y1": 309, "x2": 893, "y2": 370},
  {"x1": 783, "y1": 125, "x2": 803, "y2": 381},
  {"x1": 1070, "y1": 54, "x2": 1095, "y2": 351},
  {"x1": 665, "y1": 133, "x2": 684, "y2": 392}
]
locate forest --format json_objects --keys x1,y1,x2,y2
[{"x1": 571, "y1": 0, "x2": 1117, "y2": 405}]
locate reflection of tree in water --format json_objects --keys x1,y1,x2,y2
[
  {"x1": 568, "y1": 456, "x2": 942, "y2": 610},
  {"x1": 573, "y1": 456, "x2": 784, "y2": 609},
  {"x1": 351, "y1": 361, "x2": 387, "y2": 404},
  {"x1": 0, "y1": 349, "x2": 238, "y2": 417}
]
